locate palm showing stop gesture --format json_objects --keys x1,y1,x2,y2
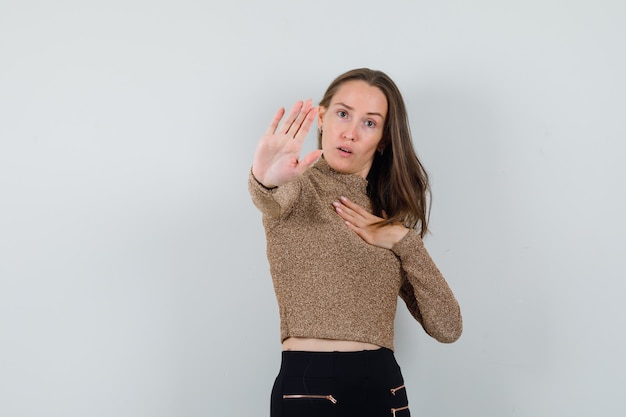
[{"x1": 252, "y1": 99, "x2": 323, "y2": 188}]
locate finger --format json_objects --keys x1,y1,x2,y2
[
  {"x1": 295, "y1": 149, "x2": 323, "y2": 175},
  {"x1": 339, "y1": 196, "x2": 370, "y2": 219},
  {"x1": 278, "y1": 101, "x2": 304, "y2": 135},
  {"x1": 343, "y1": 220, "x2": 370, "y2": 242},
  {"x1": 334, "y1": 199, "x2": 356, "y2": 217},
  {"x1": 339, "y1": 198, "x2": 384, "y2": 226},
  {"x1": 265, "y1": 107, "x2": 286, "y2": 136},
  {"x1": 333, "y1": 201, "x2": 360, "y2": 226},
  {"x1": 292, "y1": 105, "x2": 318, "y2": 141},
  {"x1": 287, "y1": 99, "x2": 314, "y2": 137}
]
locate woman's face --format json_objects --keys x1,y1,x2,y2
[{"x1": 318, "y1": 80, "x2": 388, "y2": 179}]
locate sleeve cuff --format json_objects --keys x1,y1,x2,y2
[{"x1": 391, "y1": 229, "x2": 424, "y2": 258}]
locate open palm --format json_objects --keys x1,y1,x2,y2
[{"x1": 252, "y1": 99, "x2": 323, "y2": 188}]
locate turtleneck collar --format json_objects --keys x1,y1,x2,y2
[{"x1": 312, "y1": 156, "x2": 369, "y2": 194}]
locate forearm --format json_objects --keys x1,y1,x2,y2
[
  {"x1": 248, "y1": 170, "x2": 302, "y2": 219},
  {"x1": 393, "y1": 230, "x2": 463, "y2": 343}
]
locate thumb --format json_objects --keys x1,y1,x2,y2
[{"x1": 295, "y1": 150, "x2": 323, "y2": 174}]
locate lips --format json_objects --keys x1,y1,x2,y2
[{"x1": 338, "y1": 146, "x2": 352, "y2": 154}]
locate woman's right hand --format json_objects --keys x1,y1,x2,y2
[{"x1": 252, "y1": 99, "x2": 323, "y2": 188}]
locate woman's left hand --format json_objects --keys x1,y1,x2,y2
[{"x1": 332, "y1": 197, "x2": 409, "y2": 250}]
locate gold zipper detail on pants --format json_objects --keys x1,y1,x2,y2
[
  {"x1": 390, "y1": 384, "x2": 406, "y2": 395},
  {"x1": 391, "y1": 405, "x2": 409, "y2": 416},
  {"x1": 283, "y1": 394, "x2": 338, "y2": 404}
]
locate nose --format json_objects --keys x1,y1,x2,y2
[{"x1": 343, "y1": 121, "x2": 358, "y2": 141}]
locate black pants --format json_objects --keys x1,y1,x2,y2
[{"x1": 271, "y1": 348, "x2": 410, "y2": 417}]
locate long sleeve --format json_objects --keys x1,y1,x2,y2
[
  {"x1": 248, "y1": 170, "x2": 302, "y2": 219},
  {"x1": 392, "y1": 229, "x2": 463, "y2": 343}
]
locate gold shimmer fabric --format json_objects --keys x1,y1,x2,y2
[{"x1": 249, "y1": 158, "x2": 462, "y2": 350}]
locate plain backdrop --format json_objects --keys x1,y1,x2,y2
[{"x1": 1, "y1": 1, "x2": 625, "y2": 416}]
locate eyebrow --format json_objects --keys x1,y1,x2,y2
[{"x1": 332, "y1": 102, "x2": 385, "y2": 119}]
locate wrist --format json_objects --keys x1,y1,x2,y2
[
  {"x1": 390, "y1": 225, "x2": 410, "y2": 247},
  {"x1": 251, "y1": 168, "x2": 277, "y2": 189}
]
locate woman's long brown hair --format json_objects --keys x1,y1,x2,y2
[{"x1": 318, "y1": 68, "x2": 431, "y2": 237}]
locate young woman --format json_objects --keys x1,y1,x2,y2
[{"x1": 249, "y1": 68, "x2": 462, "y2": 417}]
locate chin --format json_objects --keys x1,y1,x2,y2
[{"x1": 326, "y1": 158, "x2": 349, "y2": 173}]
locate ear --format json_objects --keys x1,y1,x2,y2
[{"x1": 317, "y1": 106, "x2": 326, "y2": 128}]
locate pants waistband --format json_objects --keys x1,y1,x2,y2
[{"x1": 279, "y1": 348, "x2": 400, "y2": 378}]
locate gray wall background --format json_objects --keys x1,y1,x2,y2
[{"x1": 1, "y1": 0, "x2": 625, "y2": 416}]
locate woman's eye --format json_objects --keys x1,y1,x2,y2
[
  {"x1": 365, "y1": 120, "x2": 376, "y2": 128},
  {"x1": 337, "y1": 110, "x2": 348, "y2": 118}
]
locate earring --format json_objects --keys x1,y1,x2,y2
[{"x1": 319, "y1": 127, "x2": 323, "y2": 134}]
